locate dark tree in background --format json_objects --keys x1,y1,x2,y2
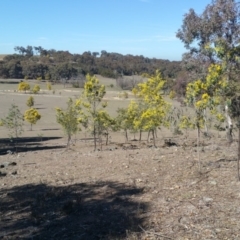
[{"x1": 0, "y1": 46, "x2": 182, "y2": 83}]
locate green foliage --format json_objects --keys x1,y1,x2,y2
[
  {"x1": 95, "y1": 110, "x2": 115, "y2": 146},
  {"x1": 56, "y1": 98, "x2": 82, "y2": 148},
  {"x1": 114, "y1": 70, "x2": 171, "y2": 144},
  {"x1": 32, "y1": 84, "x2": 40, "y2": 94},
  {"x1": 82, "y1": 74, "x2": 108, "y2": 150},
  {"x1": 131, "y1": 70, "x2": 171, "y2": 144},
  {"x1": 1, "y1": 45, "x2": 182, "y2": 81},
  {"x1": 184, "y1": 64, "x2": 229, "y2": 132},
  {"x1": 177, "y1": 0, "x2": 240, "y2": 66},
  {"x1": 181, "y1": 64, "x2": 231, "y2": 170},
  {"x1": 83, "y1": 74, "x2": 106, "y2": 103},
  {"x1": 177, "y1": 0, "x2": 240, "y2": 144},
  {"x1": 114, "y1": 108, "x2": 133, "y2": 141},
  {"x1": 18, "y1": 81, "x2": 30, "y2": 93},
  {"x1": 1, "y1": 104, "x2": 24, "y2": 138},
  {"x1": 125, "y1": 101, "x2": 146, "y2": 135},
  {"x1": 26, "y1": 96, "x2": 34, "y2": 108},
  {"x1": 24, "y1": 108, "x2": 41, "y2": 130}
]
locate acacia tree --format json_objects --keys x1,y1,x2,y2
[
  {"x1": 32, "y1": 84, "x2": 40, "y2": 94},
  {"x1": 26, "y1": 96, "x2": 34, "y2": 108},
  {"x1": 18, "y1": 81, "x2": 30, "y2": 93},
  {"x1": 56, "y1": 98, "x2": 82, "y2": 148},
  {"x1": 114, "y1": 108, "x2": 133, "y2": 142},
  {"x1": 24, "y1": 108, "x2": 41, "y2": 130},
  {"x1": 126, "y1": 100, "x2": 146, "y2": 141},
  {"x1": 177, "y1": 0, "x2": 240, "y2": 143},
  {"x1": 95, "y1": 110, "x2": 115, "y2": 148},
  {"x1": 1, "y1": 104, "x2": 24, "y2": 139},
  {"x1": 132, "y1": 70, "x2": 171, "y2": 146},
  {"x1": 82, "y1": 74, "x2": 106, "y2": 151},
  {"x1": 182, "y1": 64, "x2": 230, "y2": 170}
]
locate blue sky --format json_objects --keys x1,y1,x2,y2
[{"x1": 0, "y1": 0, "x2": 211, "y2": 61}]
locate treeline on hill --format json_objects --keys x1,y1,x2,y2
[{"x1": 0, "y1": 46, "x2": 182, "y2": 87}]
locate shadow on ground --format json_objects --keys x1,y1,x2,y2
[
  {"x1": 0, "y1": 181, "x2": 147, "y2": 239},
  {"x1": 0, "y1": 137, "x2": 65, "y2": 155}
]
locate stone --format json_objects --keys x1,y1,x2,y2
[{"x1": 0, "y1": 171, "x2": 7, "y2": 177}]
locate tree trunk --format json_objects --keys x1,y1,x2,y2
[
  {"x1": 105, "y1": 132, "x2": 109, "y2": 145},
  {"x1": 203, "y1": 109, "x2": 208, "y2": 135},
  {"x1": 93, "y1": 124, "x2": 97, "y2": 151},
  {"x1": 67, "y1": 135, "x2": 71, "y2": 149},
  {"x1": 125, "y1": 130, "x2": 128, "y2": 142},
  {"x1": 225, "y1": 105, "x2": 233, "y2": 144},
  {"x1": 155, "y1": 128, "x2": 158, "y2": 139},
  {"x1": 152, "y1": 129, "x2": 156, "y2": 147},
  {"x1": 98, "y1": 127, "x2": 103, "y2": 151},
  {"x1": 139, "y1": 130, "x2": 142, "y2": 141},
  {"x1": 237, "y1": 125, "x2": 240, "y2": 181},
  {"x1": 197, "y1": 126, "x2": 201, "y2": 171}
]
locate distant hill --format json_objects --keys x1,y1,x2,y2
[{"x1": 0, "y1": 48, "x2": 182, "y2": 82}]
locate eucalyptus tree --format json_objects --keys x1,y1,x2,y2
[{"x1": 177, "y1": 0, "x2": 240, "y2": 143}]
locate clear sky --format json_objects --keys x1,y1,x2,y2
[{"x1": 0, "y1": 0, "x2": 212, "y2": 61}]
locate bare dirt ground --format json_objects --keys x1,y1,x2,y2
[{"x1": 1, "y1": 80, "x2": 240, "y2": 239}]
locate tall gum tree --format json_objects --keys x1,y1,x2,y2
[{"x1": 177, "y1": 0, "x2": 240, "y2": 143}]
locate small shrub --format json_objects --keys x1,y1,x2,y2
[
  {"x1": 46, "y1": 82, "x2": 52, "y2": 90},
  {"x1": 24, "y1": 108, "x2": 41, "y2": 131},
  {"x1": 32, "y1": 84, "x2": 40, "y2": 94},
  {"x1": 1, "y1": 104, "x2": 24, "y2": 138},
  {"x1": 169, "y1": 90, "x2": 176, "y2": 99},
  {"x1": 26, "y1": 96, "x2": 34, "y2": 107},
  {"x1": 18, "y1": 82, "x2": 30, "y2": 93}
]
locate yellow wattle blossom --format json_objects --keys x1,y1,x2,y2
[
  {"x1": 216, "y1": 113, "x2": 225, "y2": 122},
  {"x1": 202, "y1": 93, "x2": 209, "y2": 100}
]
